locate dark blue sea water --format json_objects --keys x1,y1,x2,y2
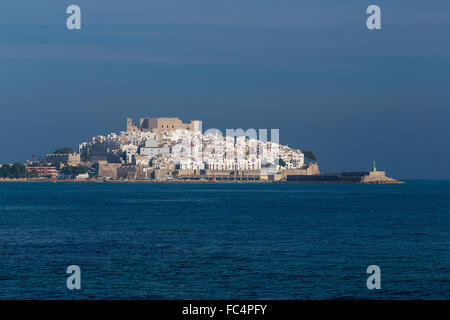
[{"x1": 0, "y1": 181, "x2": 449, "y2": 299}]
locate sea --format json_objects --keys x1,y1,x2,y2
[{"x1": 0, "y1": 181, "x2": 448, "y2": 299}]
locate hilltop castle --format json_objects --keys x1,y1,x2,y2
[{"x1": 127, "y1": 117, "x2": 201, "y2": 133}]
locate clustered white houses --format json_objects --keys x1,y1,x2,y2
[{"x1": 79, "y1": 121, "x2": 305, "y2": 171}]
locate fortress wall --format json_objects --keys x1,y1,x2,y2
[
  {"x1": 98, "y1": 163, "x2": 121, "y2": 178},
  {"x1": 178, "y1": 170, "x2": 195, "y2": 176},
  {"x1": 282, "y1": 163, "x2": 320, "y2": 178},
  {"x1": 117, "y1": 166, "x2": 135, "y2": 179},
  {"x1": 154, "y1": 169, "x2": 172, "y2": 179},
  {"x1": 137, "y1": 117, "x2": 198, "y2": 132},
  {"x1": 202, "y1": 170, "x2": 261, "y2": 177},
  {"x1": 135, "y1": 167, "x2": 148, "y2": 179}
]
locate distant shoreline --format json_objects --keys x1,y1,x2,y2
[{"x1": 0, "y1": 179, "x2": 404, "y2": 184}]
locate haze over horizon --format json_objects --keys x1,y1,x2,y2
[{"x1": 1, "y1": 0, "x2": 449, "y2": 179}]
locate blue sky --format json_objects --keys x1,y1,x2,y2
[{"x1": 1, "y1": 1, "x2": 449, "y2": 178}]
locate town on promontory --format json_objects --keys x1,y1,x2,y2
[{"x1": 0, "y1": 117, "x2": 401, "y2": 183}]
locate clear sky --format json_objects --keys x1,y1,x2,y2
[{"x1": 1, "y1": 0, "x2": 449, "y2": 178}]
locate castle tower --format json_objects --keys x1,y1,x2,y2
[
  {"x1": 126, "y1": 118, "x2": 132, "y2": 132},
  {"x1": 127, "y1": 118, "x2": 138, "y2": 132}
]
